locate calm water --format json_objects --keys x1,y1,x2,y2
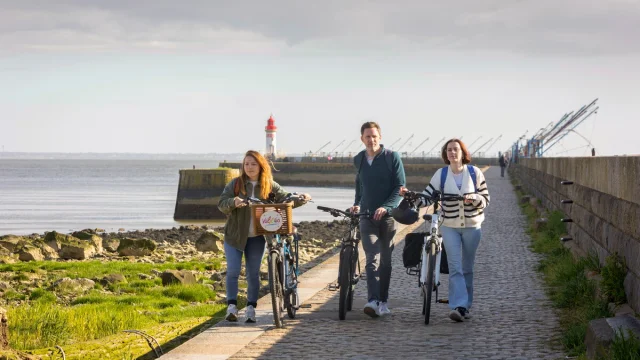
[{"x1": 0, "y1": 160, "x2": 354, "y2": 235}]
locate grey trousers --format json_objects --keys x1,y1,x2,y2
[{"x1": 360, "y1": 216, "x2": 396, "y2": 303}]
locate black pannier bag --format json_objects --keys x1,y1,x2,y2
[
  {"x1": 402, "y1": 232, "x2": 425, "y2": 268},
  {"x1": 403, "y1": 232, "x2": 450, "y2": 275},
  {"x1": 440, "y1": 245, "x2": 449, "y2": 274}
]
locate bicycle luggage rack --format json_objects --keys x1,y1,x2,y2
[{"x1": 406, "y1": 265, "x2": 420, "y2": 276}]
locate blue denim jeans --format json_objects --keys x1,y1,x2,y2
[
  {"x1": 224, "y1": 236, "x2": 266, "y2": 307},
  {"x1": 360, "y1": 216, "x2": 396, "y2": 303},
  {"x1": 440, "y1": 226, "x2": 482, "y2": 310}
]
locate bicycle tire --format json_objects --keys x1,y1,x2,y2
[
  {"x1": 338, "y1": 246, "x2": 354, "y2": 320},
  {"x1": 423, "y1": 241, "x2": 436, "y2": 325},
  {"x1": 346, "y1": 247, "x2": 357, "y2": 311},
  {"x1": 268, "y1": 253, "x2": 284, "y2": 328},
  {"x1": 286, "y1": 259, "x2": 298, "y2": 319}
]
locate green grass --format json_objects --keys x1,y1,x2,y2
[
  {"x1": 610, "y1": 329, "x2": 640, "y2": 360},
  {"x1": 514, "y1": 187, "x2": 613, "y2": 357},
  {"x1": 601, "y1": 253, "x2": 628, "y2": 304},
  {"x1": 9, "y1": 283, "x2": 221, "y2": 350},
  {"x1": 0, "y1": 258, "x2": 223, "y2": 279}
]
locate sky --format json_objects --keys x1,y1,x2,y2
[{"x1": 1, "y1": 1, "x2": 639, "y2": 157}]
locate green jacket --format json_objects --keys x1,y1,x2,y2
[{"x1": 217, "y1": 179, "x2": 305, "y2": 251}]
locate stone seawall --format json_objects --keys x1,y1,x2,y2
[
  {"x1": 511, "y1": 156, "x2": 640, "y2": 313},
  {"x1": 173, "y1": 168, "x2": 238, "y2": 220}
]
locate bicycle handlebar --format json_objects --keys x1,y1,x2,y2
[
  {"x1": 316, "y1": 205, "x2": 369, "y2": 218},
  {"x1": 246, "y1": 192, "x2": 310, "y2": 205},
  {"x1": 403, "y1": 190, "x2": 464, "y2": 202}
]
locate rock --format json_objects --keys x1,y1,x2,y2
[
  {"x1": 0, "y1": 283, "x2": 11, "y2": 291},
  {"x1": 117, "y1": 238, "x2": 156, "y2": 257},
  {"x1": 520, "y1": 195, "x2": 531, "y2": 204},
  {"x1": 0, "y1": 235, "x2": 27, "y2": 252},
  {"x1": 103, "y1": 238, "x2": 120, "y2": 252},
  {"x1": 195, "y1": 231, "x2": 223, "y2": 253},
  {"x1": 52, "y1": 278, "x2": 95, "y2": 293},
  {"x1": 0, "y1": 308, "x2": 9, "y2": 350},
  {"x1": 100, "y1": 274, "x2": 127, "y2": 286},
  {"x1": 0, "y1": 247, "x2": 17, "y2": 264},
  {"x1": 210, "y1": 272, "x2": 223, "y2": 282},
  {"x1": 161, "y1": 270, "x2": 196, "y2": 286},
  {"x1": 118, "y1": 228, "x2": 125, "y2": 232},
  {"x1": 59, "y1": 241, "x2": 96, "y2": 260},
  {"x1": 71, "y1": 233, "x2": 103, "y2": 253},
  {"x1": 586, "y1": 315, "x2": 640, "y2": 359},
  {"x1": 37, "y1": 242, "x2": 59, "y2": 260},
  {"x1": 138, "y1": 273, "x2": 154, "y2": 280},
  {"x1": 151, "y1": 269, "x2": 162, "y2": 276},
  {"x1": 17, "y1": 245, "x2": 44, "y2": 262}
]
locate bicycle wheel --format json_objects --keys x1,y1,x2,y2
[
  {"x1": 338, "y1": 245, "x2": 354, "y2": 320},
  {"x1": 423, "y1": 242, "x2": 436, "y2": 325},
  {"x1": 286, "y1": 259, "x2": 299, "y2": 319},
  {"x1": 268, "y1": 253, "x2": 284, "y2": 328},
  {"x1": 346, "y1": 247, "x2": 357, "y2": 311}
]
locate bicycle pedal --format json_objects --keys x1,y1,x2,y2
[
  {"x1": 328, "y1": 283, "x2": 339, "y2": 291},
  {"x1": 437, "y1": 299, "x2": 449, "y2": 304},
  {"x1": 299, "y1": 304, "x2": 311, "y2": 309}
]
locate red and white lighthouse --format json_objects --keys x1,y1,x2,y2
[{"x1": 265, "y1": 114, "x2": 277, "y2": 158}]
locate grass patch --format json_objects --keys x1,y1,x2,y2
[
  {"x1": 514, "y1": 186, "x2": 613, "y2": 357},
  {"x1": 601, "y1": 253, "x2": 627, "y2": 304},
  {"x1": 610, "y1": 329, "x2": 640, "y2": 360}
]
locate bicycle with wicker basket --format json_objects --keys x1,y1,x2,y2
[{"x1": 246, "y1": 192, "x2": 307, "y2": 328}]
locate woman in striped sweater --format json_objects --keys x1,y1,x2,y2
[{"x1": 400, "y1": 138, "x2": 490, "y2": 322}]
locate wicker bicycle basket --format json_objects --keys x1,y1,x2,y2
[{"x1": 250, "y1": 203, "x2": 293, "y2": 235}]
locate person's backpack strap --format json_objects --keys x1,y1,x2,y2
[
  {"x1": 354, "y1": 151, "x2": 365, "y2": 176},
  {"x1": 440, "y1": 166, "x2": 477, "y2": 193},
  {"x1": 440, "y1": 166, "x2": 448, "y2": 193},
  {"x1": 467, "y1": 165, "x2": 477, "y2": 192}
]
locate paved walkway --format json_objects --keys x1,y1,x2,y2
[{"x1": 162, "y1": 167, "x2": 565, "y2": 360}]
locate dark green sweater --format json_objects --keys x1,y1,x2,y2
[{"x1": 353, "y1": 146, "x2": 406, "y2": 214}]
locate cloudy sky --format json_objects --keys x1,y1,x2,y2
[{"x1": 1, "y1": 1, "x2": 638, "y2": 156}]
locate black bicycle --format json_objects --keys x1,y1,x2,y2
[
  {"x1": 316, "y1": 206, "x2": 369, "y2": 320},
  {"x1": 402, "y1": 190, "x2": 464, "y2": 324}
]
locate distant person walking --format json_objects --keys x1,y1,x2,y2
[{"x1": 499, "y1": 154, "x2": 508, "y2": 177}]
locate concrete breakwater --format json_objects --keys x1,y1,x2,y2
[
  {"x1": 218, "y1": 161, "x2": 443, "y2": 189},
  {"x1": 173, "y1": 168, "x2": 238, "y2": 220}
]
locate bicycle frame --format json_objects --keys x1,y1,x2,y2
[{"x1": 420, "y1": 213, "x2": 442, "y2": 290}]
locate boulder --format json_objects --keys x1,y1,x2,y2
[
  {"x1": 17, "y1": 245, "x2": 44, "y2": 262},
  {"x1": 103, "y1": 238, "x2": 120, "y2": 252},
  {"x1": 117, "y1": 238, "x2": 156, "y2": 257},
  {"x1": 72, "y1": 232, "x2": 104, "y2": 253},
  {"x1": 51, "y1": 277, "x2": 95, "y2": 293},
  {"x1": 0, "y1": 248, "x2": 17, "y2": 264},
  {"x1": 100, "y1": 274, "x2": 127, "y2": 286},
  {"x1": 59, "y1": 240, "x2": 96, "y2": 260},
  {"x1": 161, "y1": 270, "x2": 196, "y2": 286},
  {"x1": 195, "y1": 231, "x2": 223, "y2": 253},
  {"x1": 0, "y1": 235, "x2": 28, "y2": 252}
]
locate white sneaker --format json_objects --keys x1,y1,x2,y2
[
  {"x1": 363, "y1": 301, "x2": 380, "y2": 318},
  {"x1": 245, "y1": 305, "x2": 256, "y2": 323},
  {"x1": 226, "y1": 304, "x2": 238, "y2": 322},
  {"x1": 379, "y1": 302, "x2": 391, "y2": 316}
]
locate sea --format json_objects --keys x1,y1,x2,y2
[{"x1": 0, "y1": 159, "x2": 354, "y2": 236}]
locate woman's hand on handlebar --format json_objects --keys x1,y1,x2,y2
[
  {"x1": 299, "y1": 193, "x2": 312, "y2": 203},
  {"x1": 463, "y1": 194, "x2": 479, "y2": 205},
  {"x1": 234, "y1": 197, "x2": 246, "y2": 208}
]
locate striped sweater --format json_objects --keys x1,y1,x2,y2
[{"x1": 417, "y1": 165, "x2": 490, "y2": 228}]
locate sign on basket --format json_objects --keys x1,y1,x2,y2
[{"x1": 260, "y1": 210, "x2": 283, "y2": 232}]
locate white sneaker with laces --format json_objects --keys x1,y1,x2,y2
[
  {"x1": 379, "y1": 302, "x2": 391, "y2": 315},
  {"x1": 226, "y1": 304, "x2": 238, "y2": 322},
  {"x1": 363, "y1": 301, "x2": 380, "y2": 318},
  {"x1": 245, "y1": 305, "x2": 256, "y2": 323}
]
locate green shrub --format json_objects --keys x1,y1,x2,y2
[{"x1": 601, "y1": 253, "x2": 627, "y2": 304}]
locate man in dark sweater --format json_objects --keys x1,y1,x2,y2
[{"x1": 350, "y1": 122, "x2": 406, "y2": 317}]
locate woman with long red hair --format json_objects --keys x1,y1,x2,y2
[{"x1": 218, "y1": 150, "x2": 311, "y2": 323}]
